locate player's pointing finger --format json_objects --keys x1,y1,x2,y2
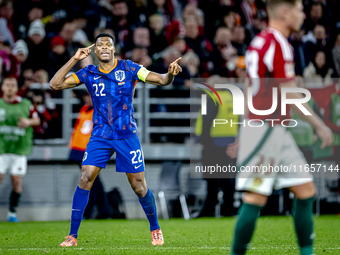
[
  {"x1": 87, "y1": 44, "x2": 95, "y2": 49},
  {"x1": 172, "y1": 57, "x2": 182, "y2": 64}
]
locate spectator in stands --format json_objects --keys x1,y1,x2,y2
[
  {"x1": 184, "y1": 16, "x2": 214, "y2": 77},
  {"x1": 221, "y1": 8, "x2": 237, "y2": 31},
  {"x1": 232, "y1": 25, "x2": 247, "y2": 56},
  {"x1": 172, "y1": 36, "x2": 189, "y2": 57},
  {"x1": 213, "y1": 27, "x2": 237, "y2": 77},
  {"x1": 181, "y1": 51, "x2": 200, "y2": 88},
  {"x1": 14, "y1": 3, "x2": 44, "y2": 40},
  {"x1": 149, "y1": 14, "x2": 168, "y2": 56},
  {"x1": 182, "y1": 3, "x2": 205, "y2": 27},
  {"x1": 327, "y1": 0, "x2": 340, "y2": 26},
  {"x1": 332, "y1": 33, "x2": 340, "y2": 77},
  {"x1": 42, "y1": 0, "x2": 70, "y2": 36},
  {"x1": 213, "y1": 27, "x2": 233, "y2": 52},
  {"x1": 238, "y1": 0, "x2": 257, "y2": 26},
  {"x1": 60, "y1": 22, "x2": 79, "y2": 58},
  {"x1": 17, "y1": 68, "x2": 35, "y2": 97},
  {"x1": 148, "y1": 0, "x2": 175, "y2": 26},
  {"x1": 229, "y1": 55, "x2": 247, "y2": 83},
  {"x1": 34, "y1": 69, "x2": 49, "y2": 86},
  {"x1": 123, "y1": 26, "x2": 151, "y2": 57},
  {"x1": 246, "y1": 9, "x2": 267, "y2": 43},
  {"x1": 0, "y1": 41, "x2": 19, "y2": 79},
  {"x1": 304, "y1": 2, "x2": 326, "y2": 33},
  {"x1": 32, "y1": 69, "x2": 61, "y2": 138},
  {"x1": 201, "y1": 2, "x2": 235, "y2": 40},
  {"x1": 130, "y1": 0, "x2": 149, "y2": 27},
  {"x1": 12, "y1": 40, "x2": 29, "y2": 73},
  {"x1": 181, "y1": 51, "x2": 200, "y2": 78},
  {"x1": 106, "y1": 0, "x2": 139, "y2": 52},
  {"x1": 26, "y1": 88, "x2": 52, "y2": 139},
  {"x1": 290, "y1": 29, "x2": 311, "y2": 76},
  {"x1": 133, "y1": 27, "x2": 151, "y2": 49},
  {"x1": 130, "y1": 46, "x2": 152, "y2": 68},
  {"x1": 25, "y1": 19, "x2": 48, "y2": 71},
  {"x1": 72, "y1": 15, "x2": 90, "y2": 47},
  {"x1": 28, "y1": 6, "x2": 43, "y2": 27},
  {"x1": 303, "y1": 50, "x2": 333, "y2": 86},
  {"x1": 304, "y1": 24, "x2": 333, "y2": 66},
  {"x1": 47, "y1": 36, "x2": 69, "y2": 79},
  {"x1": 0, "y1": 1, "x2": 15, "y2": 47}
]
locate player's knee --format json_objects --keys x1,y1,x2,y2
[
  {"x1": 11, "y1": 176, "x2": 22, "y2": 193},
  {"x1": 291, "y1": 181, "x2": 316, "y2": 199},
  {"x1": 79, "y1": 167, "x2": 96, "y2": 186},
  {"x1": 133, "y1": 183, "x2": 147, "y2": 197},
  {"x1": 243, "y1": 192, "x2": 268, "y2": 206}
]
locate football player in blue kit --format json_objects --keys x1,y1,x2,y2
[{"x1": 49, "y1": 33, "x2": 182, "y2": 247}]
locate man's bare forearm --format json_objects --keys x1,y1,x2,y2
[
  {"x1": 28, "y1": 117, "x2": 40, "y2": 127},
  {"x1": 160, "y1": 73, "x2": 174, "y2": 86},
  {"x1": 50, "y1": 57, "x2": 78, "y2": 89}
]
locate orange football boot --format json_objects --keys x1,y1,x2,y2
[
  {"x1": 59, "y1": 235, "x2": 77, "y2": 247},
  {"x1": 151, "y1": 229, "x2": 164, "y2": 245}
]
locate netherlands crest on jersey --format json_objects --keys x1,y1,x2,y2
[{"x1": 115, "y1": 70, "x2": 125, "y2": 82}]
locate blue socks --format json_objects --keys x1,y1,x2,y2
[
  {"x1": 69, "y1": 186, "x2": 90, "y2": 238},
  {"x1": 138, "y1": 189, "x2": 160, "y2": 231},
  {"x1": 69, "y1": 187, "x2": 159, "y2": 237}
]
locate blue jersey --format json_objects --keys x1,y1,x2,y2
[{"x1": 72, "y1": 59, "x2": 146, "y2": 139}]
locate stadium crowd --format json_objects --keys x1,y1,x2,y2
[{"x1": 1, "y1": 0, "x2": 340, "y2": 139}]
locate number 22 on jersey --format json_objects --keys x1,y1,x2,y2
[{"x1": 93, "y1": 83, "x2": 106, "y2": 96}]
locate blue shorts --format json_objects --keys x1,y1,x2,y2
[{"x1": 82, "y1": 135, "x2": 145, "y2": 173}]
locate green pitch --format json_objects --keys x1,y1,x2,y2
[{"x1": 0, "y1": 216, "x2": 339, "y2": 254}]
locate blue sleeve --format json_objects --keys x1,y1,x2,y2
[
  {"x1": 126, "y1": 60, "x2": 151, "y2": 82},
  {"x1": 126, "y1": 60, "x2": 142, "y2": 80},
  {"x1": 72, "y1": 68, "x2": 87, "y2": 85}
]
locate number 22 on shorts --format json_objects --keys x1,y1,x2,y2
[{"x1": 130, "y1": 149, "x2": 143, "y2": 169}]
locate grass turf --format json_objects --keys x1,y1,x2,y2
[{"x1": 0, "y1": 216, "x2": 339, "y2": 254}]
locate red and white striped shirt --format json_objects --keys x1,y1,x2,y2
[{"x1": 245, "y1": 27, "x2": 295, "y2": 121}]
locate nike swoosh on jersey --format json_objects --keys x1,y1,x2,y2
[
  {"x1": 94, "y1": 76, "x2": 102, "y2": 80},
  {"x1": 135, "y1": 164, "x2": 142, "y2": 169}
]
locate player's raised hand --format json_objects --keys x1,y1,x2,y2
[
  {"x1": 168, "y1": 57, "x2": 182, "y2": 76},
  {"x1": 316, "y1": 125, "x2": 333, "y2": 149},
  {"x1": 73, "y1": 44, "x2": 95, "y2": 61}
]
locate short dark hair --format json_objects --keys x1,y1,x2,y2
[
  {"x1": 267, "y1": 0, "x2": 299, "y2": 9},
  {"x1": 94, "y1": 33, "x2": 115, "y2": 44},
  {"x1": 2, "y1": 76, "x2": 18, "y2": 86}
]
